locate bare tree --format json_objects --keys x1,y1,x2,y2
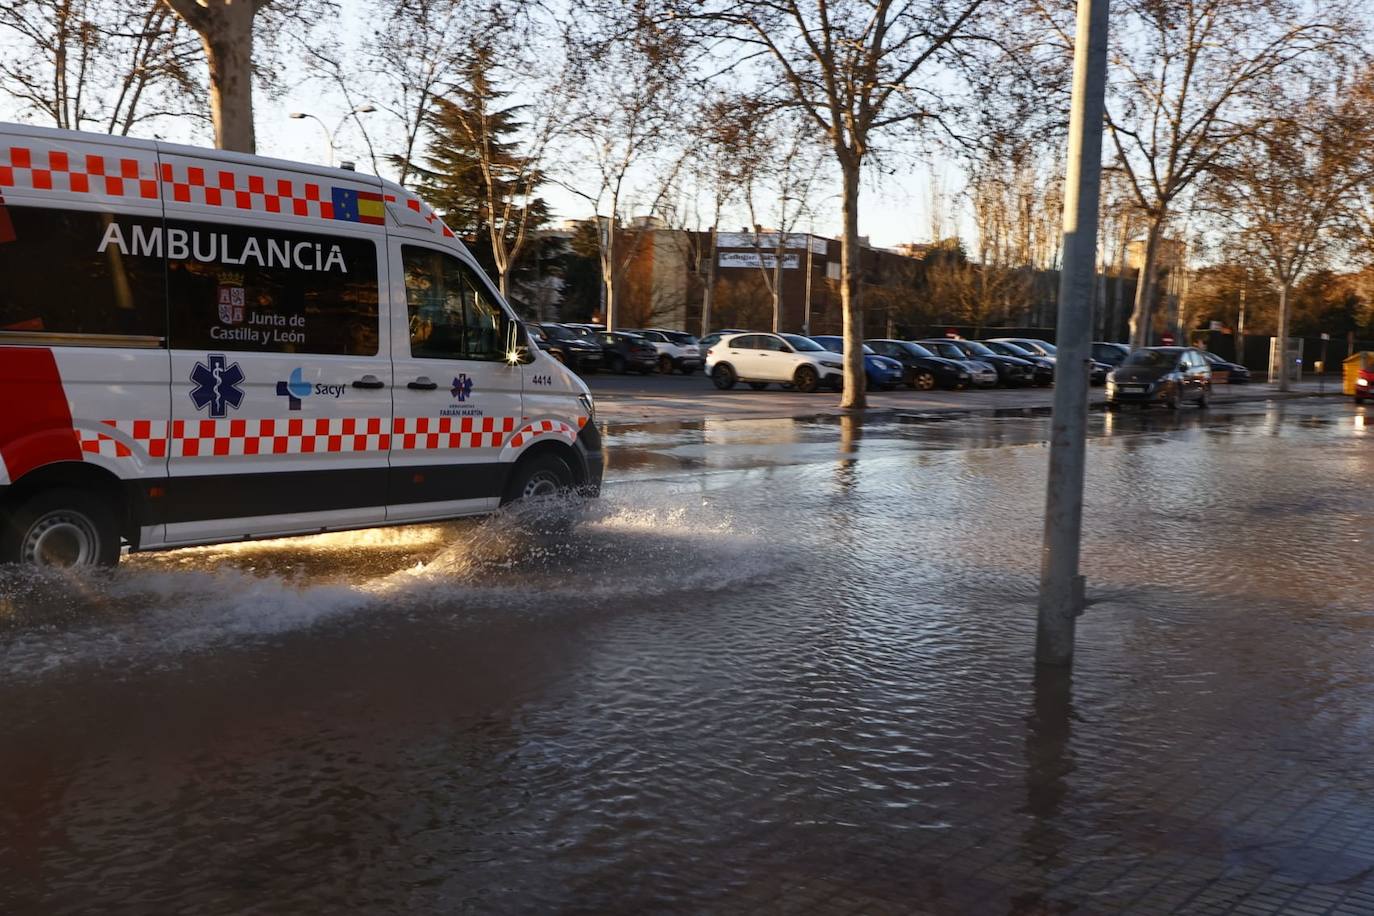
[
  {"x1": 742, "y1": 115, "x2": 825, "y2": 332},
  {"x1": 687, "y1": 92, "x2": 763, "y2": 336},
  {"x1": 1, "y1": 0, "x2": 202, "y2": 134},
  {"x1": 1207, "y1": 75, "x2": 1374, "y2": 389},
  {"x1": 560, "y1": 12, "x2": 687, "y2": 331},
  {"x1": 1035, "y1": 0, "x2": 1357, "y2": 347},
  {"x1": 678, "y1": 0, "x2": 999, "y2": 408},
  {"x1": 159, "y1": 0, "x2": 330, "y2": 151}
]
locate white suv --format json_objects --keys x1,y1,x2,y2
[
  {"x1": 630, "y1": 329, "x2": 703, "y2": 374},
  {"x1": 705, "y1": 332, "x2": 843, "y2": 392}
]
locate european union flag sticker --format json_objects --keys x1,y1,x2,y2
[{"x1": 331, "y1": 187, "x2": 386, "y2": 225}]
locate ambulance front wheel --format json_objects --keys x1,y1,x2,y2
[
  {"x1": 3, "y1": 488, "x2": 121, "y2": 568},
  {"x1": 503, "y1": 453, "x2": 575, "y2": 504}
]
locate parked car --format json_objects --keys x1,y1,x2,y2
[
  {"x1": 598, "y1": 331, "x2": 659, "y2": 374},
  {"x1": 918, "y1": 339, "x2": 1000, "y2": 387},
  {"x1": 981, "y1": 340, "x2": 1054, "y2": 386},
  {"x1": 1092, "y1": 341, "x2": 1132, "y2": 367},
  {"x1": 990, "y1": 337, "x2": 1057, "y2": 359},
  {"x1": 920, "y1": 339, "x2": 1036, "y2": 387},
  {"x1": 1106, "y1": 346, "x2": 1212, "y2": 409},
  {"x1": 698, "y1": 329, "x2": 750, "y2": 355},
  {"x1": 810, "y1": 335, "x2": 905, "y2": 390},
  {"x1": 866, "y1": 339, "x2": 972, "y2": 390},
  {"x1": 706, "y1": 332, "x2": 844, "y2": 392},
  {"x1": 1199, "y1": 349, "x2": 1250, "y2": 384},
  {"x1": 529, "y1": 322, "x2": 604, "y2": 373},
  {"x1": 624, "y1": 328, "x2": 702, "y2": 374}
]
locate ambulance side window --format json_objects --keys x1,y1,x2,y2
[
  {"x1": 402, "y1": 246, "x2": 505, "y2": 362},
  {"x1": 166, "y1": 220, "x2": 380, "y2": 356},
  {"x1": 0, "y1": 205, "x2": 165, "y2": 340}
]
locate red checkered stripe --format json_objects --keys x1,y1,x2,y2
[
  {"x1": 76, "y1": 420, "x2": 169, "y2": 460},
  {"x1": 165, "y1": 417, "x2": 392, "y2": 457},
  {"x1": 508, "y1": 419, "x2": 577, "y2": 449},
  {"x1": 392, "y1": 416, "x2": 517, "y2": 450},
  {"x1": 160, "y1": 161, "x2": 338, "y2": 220},
  {"x1": 382, "y1": 190, "x2": 457, "y2": 238},
  {"x1": 0, "y1": 146, "x2": 158, "y2": 198}
]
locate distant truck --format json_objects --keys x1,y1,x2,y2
[{"x1": 0, "y1": 123, "x2": 601, "y2": 567}]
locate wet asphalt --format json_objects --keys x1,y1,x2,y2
[{"x1": 1, "y1": 396, "x2": 1372, "y2": 914}]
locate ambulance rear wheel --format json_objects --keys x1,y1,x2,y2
[
  {"x1": 503, "y1": 454, "x2": 575, "y2": 504},
  {"x1": 3, "y1": 489, "x2": 121, "y2": 568}
]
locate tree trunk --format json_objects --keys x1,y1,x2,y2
[
  {"x1": 164, "y1": 0, "x2": 257, "y2": 153},
  {"x1": 498, "y1": 263, "x2": 510, "y2": 302},
  {"x1": 839, "y1": 161, "x2": 865, "y2": 409},
  {"x1": 1128, "y1": 218, "x2": 1163, "y2": 347},
  {"x1": 700, "y1": 226, "x2": 716, "y2": 336},
  {"x1": 1276, "y1": 281, "x2": 1291, "y2": 392},
  {"x1": 601, "y1": 219, "x2": 616, "y2": 330}
]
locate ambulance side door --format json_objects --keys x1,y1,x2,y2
[
  {"x1": 162, "y1": 210, "x2": 392, "y2": 544},
  {"x1": 386, "y1": 240, "x2": 524, "y2": 520}
]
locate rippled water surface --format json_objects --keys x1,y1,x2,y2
[{"x1": 3, "y1": 401, "x2": 1373, "y2": 914}]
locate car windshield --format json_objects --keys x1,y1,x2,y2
[
  {"x1": 1201, "y1": 351, "x2": 1223, "y2": 364},
  {"x1": 902, "y1": 342, "x2": 935, "y2": 357},
  {"x1": 861, "y1": 344, "x2": 876, "y2": 355},
  {"x1": 1025, "y1": 341, "x2": 1056, "y2": 354},
  {"x1": 782, "y1": 334, "x2": 826, "y2": 352},
  {"x1": 663, "y1": 332, "x2": 698, "y2": 345},
  {"x1": 1121, "y1": 349, "x2": 1177, "y2": 368},
  {"x1": 540, "y1": 324, "x2": 575, "y2": 340},
  {"x1": 957, "y1": 340, "x2": 996, "y2": 357},
  {"x1": 990, "y1": 341, "x2": 1033, "y2": 357}
]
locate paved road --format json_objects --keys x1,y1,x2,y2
[
  {"x1": 5, "y1": 400, "x2": 1373, "y2": 913},
  {"x1": 586, "y1": 368, "x2": 1338, "y2": 423}
]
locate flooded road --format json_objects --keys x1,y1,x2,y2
[{"x1": 3, "y1": 400, "x2": 1373, "y2": 913}]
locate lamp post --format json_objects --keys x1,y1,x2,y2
[{"x1": 288, "y1": 105, "x2": 376, "y2": 167}]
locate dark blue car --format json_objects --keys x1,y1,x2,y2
[{"x1": 810, "y1": 336, "x2": 906, "y2": 390}]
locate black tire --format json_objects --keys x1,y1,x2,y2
[
  {"x1": 609, "y1": 354, "x2": 626, "y2": 374},
  {"x1": 910, "y1": 370, "x2": 936, "y2": 391},
  {"x1": 712, "y1": 364, "x2": 737, "y2": 390},
  {"x1": 659, "y1": 355, "x2": 674, "y2": 375},
  {"x1": 1, "y1": 488, "x2": 121, "y2": 567},
  {"x1": 502, "y1": 453, "x2": 575, "y2": 505},
  {"x1": 795, "y1": 365, "x2": 820, "y2": 393},
  {"x1": 748, "y1": 381, "x2": 769, "y2": 390}
]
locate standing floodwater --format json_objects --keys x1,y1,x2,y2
[{"x1": 2, "y1": 401, "x2": 1373, "y2": 913}]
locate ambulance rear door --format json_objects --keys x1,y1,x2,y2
[
  {"x1": 158, "y1": 148, "x2": 392, "y2": 544},
  {"x1": 0, "y1": 128, "x2": 170, "y2": 550}
]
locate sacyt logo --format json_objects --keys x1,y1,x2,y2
[
  {"x1": 189, "y1": 354, "x2": 245, "y2": 418},
  {"x1": 275, "y1": 367, "x2": 313, "y2": 410},
  {"x1": 451, "y1": 373, "x2": 474, "y2": 401}
]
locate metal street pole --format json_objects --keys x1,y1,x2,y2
[
  {"x1": 1037, "y1": 0, "x2": 1110, "y2": 668},
  {"x1": 803, "y1": 226, "x2": 814, "y2": 335}
]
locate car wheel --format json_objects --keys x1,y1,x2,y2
[
  {"x1": 659, "y1": 355, "x2": 674, "y2": 374},
  {"x1": 502, "y1": 453, "x2": 574, "y2": 505},
  {"x1": 911, "y1": 370, "x2": 936, "y2": 391},
  {"x1": 794, "y1": 365, "x2": 820, "y2": 393},
  {"x1": 609, "y1": 354, "x2": 625, "y2": 374},
  {"x1": 712, "y1": 364, "x2": 737, "y2": 390},
  {"x1": 748, "y1": 381, "x2": 769, "y2": 390},
  {"x1": 2, "y1": 488, "x2": 121, "y2": 567}
]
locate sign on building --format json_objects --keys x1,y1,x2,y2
[
  {"x1": 716, "y1": 232, "x2": 828, "y2": 255},
  {"x1": 719, "y1": 251, "x2": 801, "y2": 270}
]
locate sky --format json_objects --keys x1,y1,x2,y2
[{"x1": 0, "y1": 0, "x2": 974, "y2": 250}]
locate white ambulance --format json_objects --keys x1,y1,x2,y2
[{"x1": 0, "y1": 123, "x2": 601, "y2": 567}]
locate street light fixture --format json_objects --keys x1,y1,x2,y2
[{"x1": 288, "y1": 105, "x2": 376, "y2": 168}]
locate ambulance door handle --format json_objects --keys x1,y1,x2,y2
[
  {"x1": 351, "y1": 375, "x2": 385, "y2": 390},
  {"x1": 407, "y1": 377, "x2": 439, "y2": 391}
]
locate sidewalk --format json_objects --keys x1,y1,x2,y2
[{"x1": 593, "y1": 377, "x2": 1340, "y2": 425}]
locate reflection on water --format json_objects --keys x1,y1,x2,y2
[{"x1": 2, "y1": 400, "x2": 1372, "y2": 913}]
